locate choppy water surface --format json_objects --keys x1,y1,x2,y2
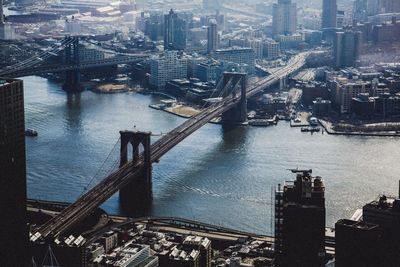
[{"x1": 24, "y1": 76, "x2": 400, "y2": 235}]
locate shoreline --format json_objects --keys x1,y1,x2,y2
[
  {"x1": 90, "y1": 85, "x2": 400, "y2": 137},
  {"x1": 319, "y1": 119, "x2": 400, "y2": 137}
]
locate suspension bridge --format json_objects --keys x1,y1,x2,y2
[
  {"x1": 0, "y1": 36, "x2": 149, "y2": 90},
  {"x1": 28, "y1": 51, "x2": 309, "y2": 242}
]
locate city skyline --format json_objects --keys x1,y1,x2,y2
[{"x1": 1, "y1": 0, "x2": 400, "y2": 266}]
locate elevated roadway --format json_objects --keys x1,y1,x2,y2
[
  {"x1": 1, "y1": 55, "x2": 149, "y2": 78},
  {"x1": 33, "y1": 52, "x2": 310, "y2": 240}
]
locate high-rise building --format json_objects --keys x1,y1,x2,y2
[
  {"x1": 335, "y1": 219, "x2": 382, "y2": 267},
  {"x1": 214, "y1": 47, "x2": 255, "y2": 74},
  {"x1": 322, "y1": 0, "x2": 337, "y2": 29},
  {"x1": 275, "y1": 169, "x2": 326, "y2": 267},
  {"x1": 0, "y1": 0, "x2": 4, "y2": 25},
  {"x1": 334, "y1": 29, "x2": 362, "y2": 69},
  {"x1": 207, "y1": 19, "x2": 218, "y2": 54},
  {"x1": 263, "y1": 39, "x2": 280, "y2": 59},
  {"x1": 329, "y1": 77, "x2": 371, "y2": 113},
  {"x1": 249, "y1": 39, "x2": 263, "y2": 59},
  {"x1": 0, "y1": 0, "x2": 15, "y2": 40},
  {"x1": 362, "y1": 194, "x2": 400, "y2": 266},
  {"x1": 164, "y1": 9, "x2": 187, "y2": 51},
  {"x1": 335, "y1": 182, "x2": 400, "y2": 266},
  {"x1": 0, "y1": 78, "x2": 28, "y2": 266},
  {"x1": 272, "y1": 0, "x2": 297, "y2": 36},
  {"x1": 150, "y1": 50, "x2": 188, "y2": 89}
]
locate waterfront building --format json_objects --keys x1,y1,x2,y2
[
  {"x1": 213, "y1": 47, "x2": 255, "y2": 74},
  {"x1": 329, "y1": 77, "x2": 371, "y2": 113},
  {"x1": 272, "y1": 0, "x2": 297, "y2": 36},
  {"x1": 207, "y1": 19, "x2": 218, "y2": 54},
  {"x1": 275, "y1": 170, "x2": 326, "y2": 267},
  {"x1": 150, "y1": 50, "x2": 187, "y2": 89},
  {"x1": 0, "y1": 78, "x2": 28, "y2": 266},
  {"x1": 322, "y1": 0, "x2": 337, "y2": 29},
  {"x1": 301, "y1": 82, "x2": 329, "y2": 106},
  {"x1": 373, "y1": 93, "x2": 400, "y2": 118},
  {"x1": 164, "y1": 9, "x2": 187, "y2": 51},
  {"x1": 333, "y1": 30, "x2": 362, "y2": 68},
  {"x1": 351, "y1": 93, "x2": 375, "y2": 117},
  {"x1": 312, "y1": 98, "x2": 332, "y2": 117}
]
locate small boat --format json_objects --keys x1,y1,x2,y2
[
  {"x1": 25, "y1": 128, "x2": 38, "y2": 137},
  {"x1": 249, "y1": 119, "x2": 270, "y2": 127},
  {"x1": 309, "y1": 117, "x2": 319, "y2": 126},
  {"x1": 247, "y1": 111, "x2": 256, "y2": 120},
  {"x1": 301, "y1": 127, "x2": 321, "y2": 133}
]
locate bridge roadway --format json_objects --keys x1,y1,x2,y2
[
  {"x1": 1, "y1": 55, "x2": 150, "y2": 78},
  {"x1": 33, "y1": 52, "x2": 309, "y2": 240}
]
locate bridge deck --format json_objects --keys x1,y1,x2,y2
[{"x1": 33, "y1": 52, "x2": 309, "y2": 239}]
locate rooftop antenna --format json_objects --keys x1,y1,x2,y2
[{"x1": 287, "y1": 168, "x2": 312, "y2": 176}]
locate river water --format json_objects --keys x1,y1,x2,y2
[{"x1": 24, "y1": 76, "x2": 400, "y2": 235}]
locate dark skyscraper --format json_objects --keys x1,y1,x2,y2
[
  {"x1": 322, "y1": 0, "x2": 337, "y2": 29},
  {"x1": 334, "y1": 29, "x2": 362, "y2": 68},
  {"x1": 207, "y1": 19, "x2": 218, "y2": 54},
  {"x1": 0, "y1": 0, "x2": 4, "y2": 25},
  {"x1": 335, "y1": 219, "x2": 382, "y2": 267},
  {"x1": 0, "y1": 78, "x2": 28, "y2": 266},
  {"x1": 275, "y1": 170, "x2": 326, "y2": 267},
  {"x1": 164, "y1": 9, "x2": 187, "y2": 51}
]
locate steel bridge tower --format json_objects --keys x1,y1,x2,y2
[{"x1": 63, "y1": 37, "x2": 81, "y2": 92}]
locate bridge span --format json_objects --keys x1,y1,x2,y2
[
  {"x1": 1, "y1": 55, "x2": 149, "y2": 78},
  {"x1": 32, "y1": 52, "x2": 309, "y2": 240},
  {"x1": 0, "y1": 37, "x2": 150, "y2": 90}
]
